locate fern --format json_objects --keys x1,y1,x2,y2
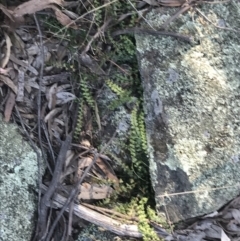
[
  {"x1": 106, "y1": 79, "x2": 126, "y2": 96},
  {"x1": 138, "y1": 111, "x2": 148, "y2": 155},
  {"x1": 74, "y1": 98, "x2": 84, "y2": 140},
  {"x1": 114, "y1": 198, "x2": 161, "y2": 241},
  {"x1": 137, "y1": 198, "x2": 161, "y2": 241},
  {"x1": 79, "y1": 76, "x2": 95, "y2": 109},
  {"x1": 106, "y1": 79, "x2": 133, "y2": 110},
  {"x1": 105, "y1": 151, "x2": 133, "y2": 176},
  {"x1": 129, "y1": 106, "x2": 148, "y2": 175}
]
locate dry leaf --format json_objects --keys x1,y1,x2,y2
[
  {"x1": 158, "y1": 0, "x2": 185, "y2": 6},
  {"x1": 0, "y1": 75, "x2": 18, "y2": 94},
  {"x1": 78, "y1": 157, "x2": 94, "y2": 169},
  {"x1": 1, "y1": 32, "x2": 12, "y2": 68},
  {"x1": 203, "y1": 211, "x2": 219, "y2": 218},
  {"x1": 44, "y1": 107, "x2": 62, "y2": 122},
  {"x1": 27, "y1": 45, "x2": 40, "y2": 56},
  {"x1": 94, "y1": 100, "x2": 101, "y2": 131},
  {"x1": 221, "y1": 229, "x2": 230, "y2": 241},
  {"x1": 42, "y1": 73, "x2": 71, "y2": 85},
  {"x1": 4, "y1": 91, "x2": 16, "y2": 122},
  {"x1": 118, "y1": 13, "x2": 134, "y2": 22},
  {"x1": 65, "y1": 150, "x2": 75, "y2": 168},
  {"x1": 78, "y1": 183, "x2": 113, "y2": 200},
  {"x1": 0, "y1": 4, "x2": 14, "y2": 21},
  {"x1": 52, "y1": 6, "x2": 78, "y2": 29},
  {"x1": 13, "y1": 0, "x2": 64, "y2": 18},
  {"x1": 0, "y1": 67, "x2": 12, "y2": 75},
  {"x1": 74, "y1": 157, "x2": 93, "y2": 182},
  {"x1": 79, "y1": 53, "x2": 106, "y2": 75},
  {"x1": 61, "y1": 9, "x2": 79, "y2": 20},
  {"x1": 16, "y1": 70, "x2": 24, "y2": 102},
  {"x1": 47, "y1": 83, "x2": 57, "y2": 110},
  {"x1": 56, "y1": 91, "x2": 76, "y2": 105},
  {"x1": 11, "y1": 32, "x2": 25, "y2": 51},
  {"x1": 204, "y1": 224, "x2": 222, "y2": 239},
  {"x1": 21, "y1": 113, "x2": 35, "y2": 119},
  {"x1": 16, "y1": 29, "x2": 32, "y2": 42},
  {"x1": 96, "y1": 157, "x2": 119, "y2": 187},
  {"x1": 142, "y1": 0, "x2": 159, "y2": 6},
  {"x1": 80, "y1": 140, "x2": 91, "y2": 147},
  {"x1": 227, "y1": 220, "x2": 240, "y2": 232},
  {"x1": 26, "y1": 77, "x2": 46, "y2": 92},
  {"x1": 10, "y1": 54, "x2": 38, "y2": 75},
  {"x1": 231, "y1": 209, "x2": 240, "y2": 223},
  {"x1": 56, "y1": 84, "x2": 71, "y2": 92}
]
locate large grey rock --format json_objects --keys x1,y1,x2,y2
[
  {"x1": 136, "y1": 2, "x2": 240, "y2": 222},
  {"x1": 0, "y1": 116, "x2": 40, "y2": 240}
]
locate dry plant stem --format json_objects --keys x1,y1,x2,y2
[
  {"x1": 67, "y1": 202, "x2": 74, "y2": 237},
  {"x1": 201, "y1": 0, "x2": 230, "y2": 3},
  {"x1": 161, "y1": 0, "x2": 231, "y2": 29},
  {"x1": 112, "y1": 27, "x2": 192, "y2": 43},
  {"x1": 126, "y1": 0, "x2": 156, "y2": 31},
  {"x1": 45, "y1": 150, "x2": 99, "y2": 241},
  {"x1": 41, "y1": 184, "x2": 143, "y2": 238},
  {"x1": 33, "y1": 14, "x2": 46, "y2": 240},
  {"x1": 15, "y1": 105, "x2": 45, "y2": 239},
  {"x1": 77, "y1": 15, "x2": 95, "y2": 51},
  {"x1": 163, "y1": 205, "x2": 174, "y2": 234},
  {"x1": 41, "y1": 120, "x2": 55, "y2": 166},
  {"x1": 108, "y1": 60, "x2": 130, "y2": 75},
  {"x1": 150, "y1": 221, "x2": 172, "y2": 238},
  {"x1": 46, "y1": 132, "x2": 118, "y2": 240},
  {"x1": 51, "y1": 0, "x2": 118, "y2": 38},
  {"x1": 94, "y1": 100, "x2": 101, "y2": 131},
  {"x1": 157, "y1": 183, "x2": 240, "y2": 198},
  {"x1": 161, "y1": 4, "x2": 192, "y2": 29},
  {"x1": 195, "y1": 7, "x2": 240, "y2": 33},
  {"x1": 37, "y1": 135, "x2": 72, "y2": 240},
  {"x1": 0, "y1": 88, "x2": 10, "y2": 109},
  {"x1": 60, "y1": 214, "x2": 67, "y2": 241},
  {"x1": 82, "y1": 203, "x2": 138, "y2": 223},
  {"x1": 14, "y1": 106, "x2": 42, "y2": 176},
  {"x1": 83, "y1": 18, "x2": 112, "y2": 54}
]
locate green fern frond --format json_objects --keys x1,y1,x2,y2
[
  {"x1": 106, "y1": 79, "x2": 133, "y2": 110},
  {"x1": 105, "y1": 151, "x2": 133, "y2": 176},
  {"x1": 79, "y1": 76, "x2": 95, "y2": 109},
  {"x1": 74, "y1": 97, "x2": 84, "y2": 140},
  {"x1": 137, "y1": 198, "x2": 161, "y2": 241},
  {"x1": 106, "y1": 79, "x2": 126, "y2": 96},
  {"x1": 138, "y1": 111, "x2": 148, "y2": 154},
  {"x1": 129, "y1": 106, "x2": 149, "y2": 179}
]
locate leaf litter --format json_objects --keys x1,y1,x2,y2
[{"x1": 0, "y1": 0, "x2": 240, "y2": 240}]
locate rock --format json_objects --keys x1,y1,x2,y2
[
  {"x1": 0, "y1": 115, "x2": 41, "y2": 240},
  {"x1": 76, "y1": 224, "x2": 134, "y2": 241},
  {"x1": 136, "y1": 2, "x2": 240, "y2": 222},
  {"x1": 97, "y1": 84, "x2": 132, "y2": 168}
]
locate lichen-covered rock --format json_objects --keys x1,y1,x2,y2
[
  {"x1": 0, "y1": 116, "x2": 40, "y2": 240},
  {"x1": 97, "y1": 85, "x2": 132, "y2": 166},
  {"x1": 76, "y1": 224, "x2": 134, "y2": 241},
  {"x1": 136, "y1": 2, "x2": 240, "y2": 222},
  {"x1": 76, "y1": 224, "x2": 117, "y2": 241}
]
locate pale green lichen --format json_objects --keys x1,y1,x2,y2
[
  {"x1": 136, "y1": 1, "x2": 240, "y2": 221},
  {"x1": 76, "y1": 224, "x2": 133, "y2": 241},
  {"x1": 0, "y1": 116, "x2": 40, "y2": 241}
]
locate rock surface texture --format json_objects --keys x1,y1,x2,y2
[
  {"x1": 0, "y1": 116, "x2": 40, "y2": 241},
  {"x1": 136, "y1": 2, "x2": 240, "y2": 222}
]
